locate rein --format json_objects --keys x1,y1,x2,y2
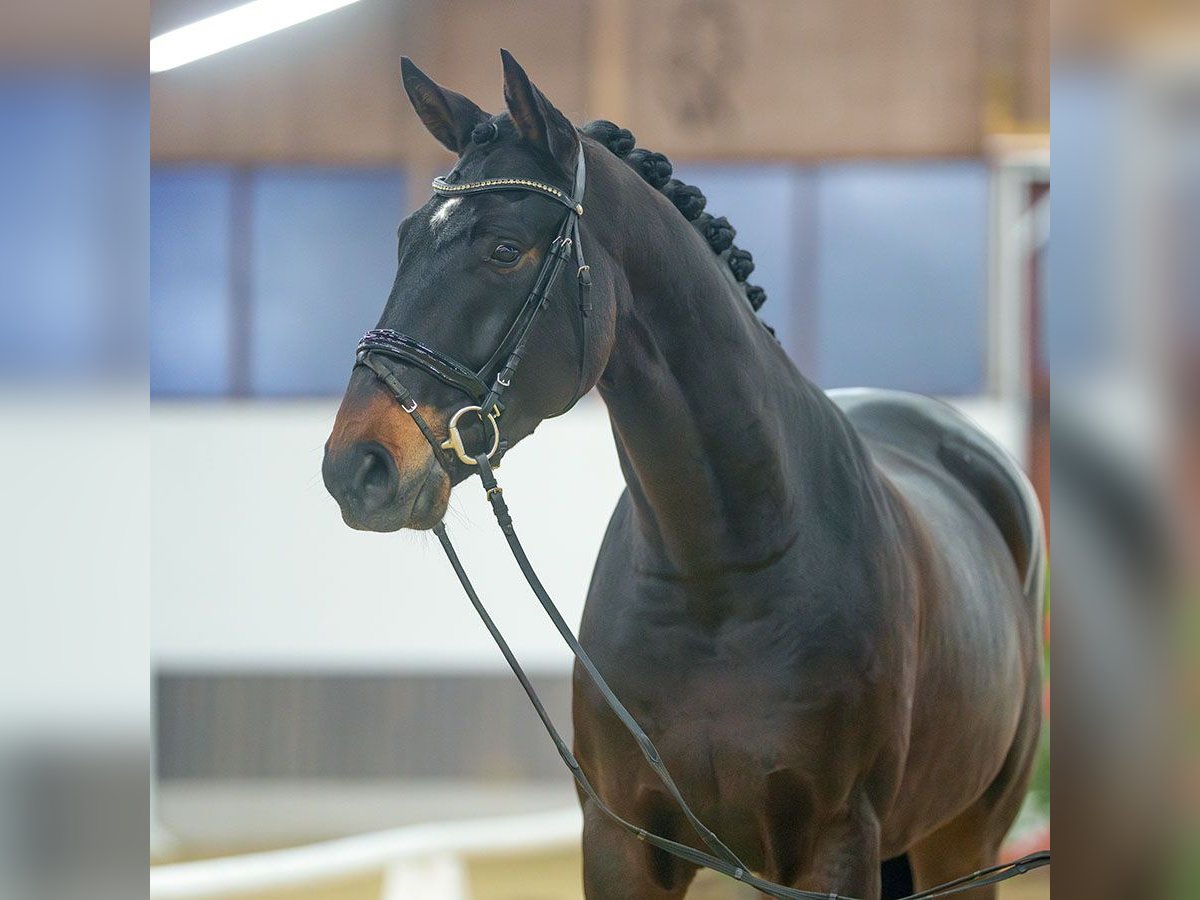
[{"x1": 354, "y1": 141, "x2": 1049, "y2": 899}]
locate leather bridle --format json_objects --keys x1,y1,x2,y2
[
  {"x1": 355, "y1": 142, "x2": 591, "y2": 469},
  {"x1": 351, "y1": 139, "x2": 1049, "y2": 900}
]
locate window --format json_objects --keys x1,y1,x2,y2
[
  {"x1": 150, "y1": 167, "x2": 405, "y2": 396},
  {"x1": 150, "y1": 161, "x2": 991, "y2": 398},
  {"x1": 815, "y1": 163, "x2": 989, "y2": 395},
  {"x1": 150, "y1": 168, "x2": 233, "y2": 395},
  {"x1": 1, "y1": 77, "x2": 146, "y2": 380},
  {"x1": 671, "y1": 164, "x2": 814, "y2": 365},
  {"x1": 249, "y1": 170, "x2": 406, "y2": 395}
]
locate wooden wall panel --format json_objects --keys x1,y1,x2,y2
[
  {"x1": 427, "y1": 0, "x2": 591, "y2": 124},
  {"x1": 2, "y1": 0, "x2": 149, "y2": 65},
  {"x1": 151, "y1": 0, "x2": 438, "y2": 164},
  {"x1": 1019, "y1": 0, "x2": 1051, "y2": 124},
  {"x1": 150, "y1": 0, "x2": 1047, "y2": 164},
  {"x1": 979, "y1": 0, "x2": 1049, "y2": 132},
  {"x1": 622, "y1": 0, "x2": 985, "y2": 159}
]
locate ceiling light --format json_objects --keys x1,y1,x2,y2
[{"x1": 151, "y1": 0, "x2": 364, "y2": 73}]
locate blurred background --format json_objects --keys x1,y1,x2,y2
[
  {"x1": 146, "y1": 2, "x2": 1051, "y2": 897},
  {"x1": 1, "y1": 0, "x2": 1197, "y2": 898}
]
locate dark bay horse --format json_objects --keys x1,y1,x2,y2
[{"x1": 322, "y1": 51, "x2": 1044, "y2": 899}]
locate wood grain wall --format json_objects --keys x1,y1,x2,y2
[{"x1": 150, "y1": 0, "x2": 1048, "y2": 164}]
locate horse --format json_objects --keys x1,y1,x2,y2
[{"x1": 321, "y1": 50, "x2": 1045, "y2": 900}]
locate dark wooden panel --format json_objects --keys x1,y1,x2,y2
[{"x1": 157, "y1": 671, "x2": 575, "y2": 781}]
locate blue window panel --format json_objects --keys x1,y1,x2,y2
[
  {"x1": 0, "y1": 77, "x2": 147, "y2": 380},
  {"x1": 671, "y1": 164, "x2": 815, "y2": 368},
  {"x1": 150, "y1": 168, "x2": 233, "y2": 395},
  {"x1": 249, "y1": 169, "x2": 406, "y2": 395},
  {"x1": 815, "y1": 163, "x2": 988, "y2": 395}
]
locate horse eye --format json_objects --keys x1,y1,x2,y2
[{"x1": 490, "y1": 243, "x2": 521, "y2": 264}]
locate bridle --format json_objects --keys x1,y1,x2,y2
[
  {"x1": 351, "y1": 138, "x2": 1049, "y2": 900},
  {"x1": 354, "y1": 142, "x2": 591, "y2": 469}
]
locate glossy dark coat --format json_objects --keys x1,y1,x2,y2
[{"x1": 323, "y1": 53, "x2": 1045, "y2": 900}]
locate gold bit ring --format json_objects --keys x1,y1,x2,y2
[{"x1": 440, "y1": 405, "x2": 501, "y2": 466}]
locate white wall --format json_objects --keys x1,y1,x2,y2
[
  {"x1": 1, "y1": 389, "x2": 148, "y2": 735},
  {"x1": 151, "y1": 395, "x2": 1024, "y2": 673},
  {"x1": 151, "y1": 397, "x2": 625, "y2": 673}
]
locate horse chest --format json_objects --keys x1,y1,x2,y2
[{"x1": 581, "y1": 599, "x2": 874, "y2": 813}]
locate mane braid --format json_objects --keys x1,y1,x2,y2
[{"x1": 582, "y1": 120, "x2": 770, "y2": 325}]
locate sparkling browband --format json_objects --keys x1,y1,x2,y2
[{"x1": 431, "y1": 175, "x2": 584, "y2": 216}]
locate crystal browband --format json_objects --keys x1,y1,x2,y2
[{"x1": 431, "y1": 175, "x2": 583, "y2": 216}]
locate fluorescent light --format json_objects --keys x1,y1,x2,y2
[{"x1": 150, "y1": 0, "x2": 364, "y2": 73}]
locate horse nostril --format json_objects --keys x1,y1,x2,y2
[{"x1": 349, "y1": 442, "x2": 399, "y2": 511}]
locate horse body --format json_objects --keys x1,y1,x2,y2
[
  {"x1": 571, "y1": 148, "x2": 1043, "y2": 897},
  {"x1": 577, "y1": 389, "x2": 1042, "y2": 897},
  {"x1": 323, "y1": 53, "x2": 1044, "y2": 899}
]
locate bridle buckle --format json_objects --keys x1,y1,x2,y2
[{"x1": 440, "y1": 404, "x2": 502, "y2": 466}]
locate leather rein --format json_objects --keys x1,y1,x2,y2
[{"x1": 352, "y1": 141, "x2": 1049, "y2": 900}]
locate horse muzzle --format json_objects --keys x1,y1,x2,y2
[{"x1": 322, "y1": 439, "x2": 449, "y2": 531}]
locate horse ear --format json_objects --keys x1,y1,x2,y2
[
  {"x1": 400, "y1": 56, "x2": 488, "y2": 155},
  {"x1": 500, "y1": 49, "x2": 577, "y2": 171}
]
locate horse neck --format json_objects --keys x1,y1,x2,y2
[{"x1": 589, "y1": 156, "x2": 877, "y2": 579}]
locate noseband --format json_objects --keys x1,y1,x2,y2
[
  {"x1": 355, "y1": 142, "x2": 590, "y2": 467},
  {"x1": 349, "y1": 140, "x2": 1049, "y2": 900}
]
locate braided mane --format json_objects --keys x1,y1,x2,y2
[{"x1": 582, "y1": 120, "x2": 770, "y2": 327}]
